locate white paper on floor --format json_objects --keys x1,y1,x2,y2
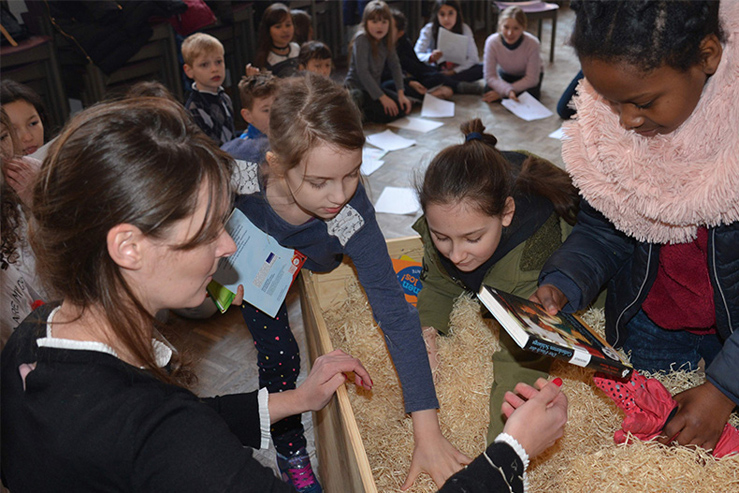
[
  {"x1": 501, "y1": 92, "x2": 553, "y2": 121},
  {"x1": 366, "y1": 129, "x2": 416, "y2": 152},
  {"x1": 361, "y1": 147, "x2": 387, "y2": 175},
  {"x1": 421, "y1": 93, "x2": 455, "y2": 118},
  {"x1": 387, "y1": 116, "x2": 444, "y2": 133},
  {"x1": 374, "y1": 186, "x2": 420, "y2": 215}
]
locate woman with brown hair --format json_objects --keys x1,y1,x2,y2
[{"x1": 0, "y1": 97, "x2": 372, "y2": 492}]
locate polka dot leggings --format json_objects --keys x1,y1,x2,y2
[{"x1": 241, "y1": 300, "x2": 306, "y2": 456}]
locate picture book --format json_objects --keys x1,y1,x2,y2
[
  {"x1": 208, "y1": 208, "x2": 307, "y2": 318},
  {"x1": 392, "y1": 256, "x2": 423, "y2": 306},
  {"x1": 478, "y1": 285, "x2": 633, "y2": 378}
]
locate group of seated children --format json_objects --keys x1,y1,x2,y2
[
  {"x1": 345, "y1": 0, "x2": 544, "y2": 123},
  {"x1": 4, "y1": 1, "x2": 737, "y2": 493}
]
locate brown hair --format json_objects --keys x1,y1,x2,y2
[
  {"x1": 498, "y1": 6, "x2": 527, "y2": 31},
  {"x1": 238, "y1": 72, "x2": 278, "y2": 110},
  {"x1": 430, "y1": 0, "x2": 464, "y2": 40},
  {"x1": 418, "y1": 118, "x2": 579, "y2": 225},
  {"x1": 1, "y1": 79, "x2": 48, "y2": 142},
  {"x1": 267, "y1": 73, "x2": 364, "y2": 173},
  {"x1": 125, "y1": 80, "x2": 178, "y2": 102},
  {"x1": 298, "y1": 40, "x2": 333, "y2": 68},
  {"x1": 31, "y1": 98, "x2": 235, "y2": 386},
  {"x1": 181, "y1": 32, "x2": 224, "y2": 66},
  {"x1": 255, "y1": 3, "x2": 292, "y2": 69},
  {"x1": 351, "y1": 0, "x2": 395, "y2": 61},
  {"x1": 1, "y1": 107, "x2": 24, "y2": 268},
  {"x1": 291, "y1": 9, "x2": 312, "y2": 45}
]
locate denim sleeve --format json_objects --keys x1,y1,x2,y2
[{"x1": 706, "y1": 330, "x2": 739, "y2": 406}]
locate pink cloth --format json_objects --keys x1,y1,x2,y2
[{"x1": 594, "y1": 371, "x2": 739, "y2": 458}]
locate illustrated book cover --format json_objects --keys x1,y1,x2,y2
[{"x1": 478, "y1": 285, "x2": 633, "y2": 378}]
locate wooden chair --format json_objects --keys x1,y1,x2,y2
[
  {"x1": 493, "y1": 1, "x2": 559, "y2": 63},
  {"x1": 0, "y1": 34, "x2": 69, "y2": 132}
]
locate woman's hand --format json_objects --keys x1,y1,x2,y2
[
  {"x1": 429, "y1": 49, "x2": 443, "y2": 64},
  {"x1": 269, "y1": 349, "x2": 372, "y2": 423},
  {"x1": 482, "y1": 90, "x2": 501, "y2": 103},
  {"x1": 529, "y1": 284, "x2": 568, "y2": 316},
  {"x1": 658, "y1": 381, "x2": 735, "y2": 451},
  {"x1": 379, "y1": 94, "x2": 399, "y2": 116},
  {"x1": 502, "y1": 378, "x2": 568, "y2": 459},
  {"x1": 507, "y1": 90, "x2": 519, "y2": 102},
  {"x1": 3, "y1": 156, "x2": 41, "y2": 207},
  {"x1": 296, "y1": 349, "x2": 372, "y2": 412},
  {"x1": 397, "y1": 92, "x2": 412, "y2": 115},
  {"x1": 401, "y1": 409, "x2": 472, "y2": 490}
]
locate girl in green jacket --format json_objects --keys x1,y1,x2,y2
[{"x1": 414, "y1": 118, "x2": 578, "y2": 441}]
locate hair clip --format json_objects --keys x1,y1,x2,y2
[{"x1": 465, "y1": 132, "x2": 483, "y2": 142}]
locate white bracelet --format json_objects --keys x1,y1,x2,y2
[
  {"x1": 494, "y1": 432, "x2": 529, "y2": 492},
  {"x1": 257, "y1": 388, "x2": 271, "y2": 450}
]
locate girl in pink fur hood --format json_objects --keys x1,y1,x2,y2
[{"x1": 532, "y1": 0, "x2": 739, "y2": 458}]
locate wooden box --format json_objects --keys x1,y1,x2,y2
[{"x1": 299, "y1": 236, "x2": 424, "y2": 493}]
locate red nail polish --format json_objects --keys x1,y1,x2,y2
[{"x1": 552, "y1": 378, "x2": 563, "y2": 387}]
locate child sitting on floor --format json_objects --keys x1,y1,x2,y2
[
  {"x1": 345, "y1": 0, "x2": 411, "y2": 124},
  {"x1": 182, "y1": 32, "x2": 235, "y2": 145},
  {"x1": 382, "y1": 8, "x2": 455, "y2": 100},
  {"x1": 414, "y1": 0, "x2": 483, "y2": 85},
  {"x1": 483, "y1": 6, "x2": 543, "y2": 102}
]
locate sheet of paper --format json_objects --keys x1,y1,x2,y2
[
  {"x1": 361, "y1": 159, "x2": 384, "y2": 176},
  {"x1": 437, "y1": 27, "x2": 468, "y2": 65},
  {"x1": 421, "y1": 93, "x2": 455, "y2": 118},
  {"x1": 500, "y1": 92, "x2": 554, "y2": 121},
  {"x1": 374, "y1": 186, "x2": 420, "y2": 215},
  {"x1": 211, "y1": 208, "x2": 306, "y2": 318},
  {"x1": 387, "y1": 116, "x2": 444, "y2": 133},
  {"x1": 361, "y1": 146, "x2": 387, "y2": 175},
  {"x1": 366, "y1": 129, "x2": 416, "y2": 152},
  {"x1": 548, "y1": 126, "x2": 564, "y2": 139}
]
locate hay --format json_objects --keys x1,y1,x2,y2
[{"x1": 321, "y1": 280, "x2": 739, "y2": 492}]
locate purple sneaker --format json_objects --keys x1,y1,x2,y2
[{"x1": 276, "y1": 447, "x2": 323, "y2": 493}]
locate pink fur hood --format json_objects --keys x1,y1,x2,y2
[{"x1": 562, "y1": 1, "x2": 739, "y2": 244}]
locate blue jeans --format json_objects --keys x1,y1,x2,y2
[{"x1": 622, "y1": 309, "x2": 724, "y2": 373}]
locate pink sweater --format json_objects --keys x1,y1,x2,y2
[{"x1": 483, "y1": 32, "x2": 541, "y2": 95}]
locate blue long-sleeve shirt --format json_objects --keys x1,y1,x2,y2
[{"x1": 234, "y1": 160, "x2": 439, "y2": 413}]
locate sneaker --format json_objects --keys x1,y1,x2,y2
[{"x1": 276, "y1": 447, "x2": 323, "y2": 493}]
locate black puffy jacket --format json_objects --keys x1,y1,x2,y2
[{"x1": 539, "y1": 200, "x2": 739, "y2": 406}]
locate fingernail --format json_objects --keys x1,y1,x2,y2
[{"x1": 552, "y1": 378, "x2": 563, "y2": 387}]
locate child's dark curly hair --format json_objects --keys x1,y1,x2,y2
[{"x1": 570, "y1": 0, "x2": 725, "y2": 72}]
